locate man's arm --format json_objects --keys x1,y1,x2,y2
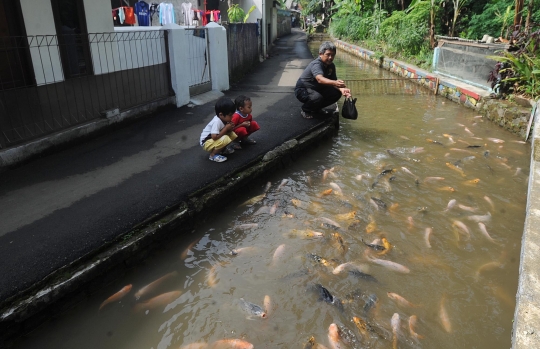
[{"x1": 315, "y1": 74, "x2": 352, "y2": 97}]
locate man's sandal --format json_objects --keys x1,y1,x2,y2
[
  {"x1": 209, "y1": 154, "x2": 227, "y2": 162},
  {"x1": 301, "y1": 110, "x2": 313, "y2": 119}
]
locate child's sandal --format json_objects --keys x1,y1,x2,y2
[{"x1": 209, "y1": 154, "x2": 227, "y2": 162}]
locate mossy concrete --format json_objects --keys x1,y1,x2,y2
[{"x1": 513, "y1": 101, "x2": 540, "y2": 349}]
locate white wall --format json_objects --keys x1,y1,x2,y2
[
  {"x1": 83, "y1": 0, "x2": 114, "y2": 33},
  {"x1": 271, "y1": 7, "x2": 277, "y2": 42},
  {"x1": 206, "y1": 22, "x2": 229, "y2": 92},
  {"x1": 20, "y1": 0, "x2": 64, "y2": 85},
  {"x1": 240, "y1": 0, "x2": 262, "y2": 23}
]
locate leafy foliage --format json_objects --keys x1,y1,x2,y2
[
  {"x1": 227, "y1": 4, "x2": 256, "y2": 23},
  {"x1": 492, "y1": 27, "x2": 540, "y2": 99}
]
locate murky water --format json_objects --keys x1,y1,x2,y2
[{"x1": 13, "y1": 45, "x2": 530, "y2": 349}]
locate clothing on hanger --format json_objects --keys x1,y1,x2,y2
[
  {"x1": 159, "y1": 3, "x2": 175, "y2": 25},
  {"x1": 149, "y1": 3, "x2": 159, "y2": 25},
  {"x1": 124, "y1": 7, "x2": 136, "y2": 25},
  {"x1": 181, "y1": 2, "x2": 193, "y2": 26},
  {"x1": 118, "y1": 7, "x2": 125, "y2": 24},
  {"x1": 135, "y1": 1, "x2": 150, "y2": 26}
]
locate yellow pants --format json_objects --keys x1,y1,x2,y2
[{"x1": 203, "y1": 132, "x2": 238, "y2": 152}]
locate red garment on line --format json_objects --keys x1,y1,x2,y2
[{"x1": 124, "y1": 7, "x2": 136, "y2": 24}]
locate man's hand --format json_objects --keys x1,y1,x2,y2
[
  {"x1": 334, "y1": 79, "x2": 347, "y2": 88},
  {"x1": 340, "y1": 88, "x2": 352, "y2": 97}
]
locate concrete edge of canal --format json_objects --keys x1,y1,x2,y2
[
  {"x1": 0, "y1": 114, "x2": 339, "y2": 347},
  {"x1": 513, "y1": 101, "x2": 540, "y2": 348}
]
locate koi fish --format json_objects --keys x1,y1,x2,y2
[
  {"x1": 425, "y1": 227, "x2": 433, "y2": 248},
  {"x1": 466, "y1": 212, "x2": 492, "y2": 223},
  {"x1": 484, "y1": 196, "x2": 495, "y2": 210},
  {"x1": 207, "y1": 264, "x2": 219, "y2": 287},
  {"x1": 407, "y1": 216, "x2": 414, "y2": 230},
  {"x1": 361, "y1": 238, "x2": 384, "y2": 251},
  {"x1": 286, "y1": 229, "x2": 324, "y2": 239},
  {"x1": 180, "y1": 237, "x2": 202, "y2": 260},
  {"x1": 464, "y1": 127, "x2": 474, "y2": 136},
  {"x1": 318, "y1": 189, "x2": 333, "y2": 197},
  {"x1": 391, "y1": 313, "x2": 400, "y2": 349},
  {"x1": 237, "y1": 298, "x2": 267, "y2": 319},
  {"x1": 132, "y1": 290, "x2": 182, "y2": 314},
  {"x1": 291, "y1": 198, "x2": 304, "y2": 208},
  {"x1": 239, "y1": 193, "x2": 266, "y2": 207},
  {"x1": 332, "y1": 262, "x2": 369, "y2": 275},
  {"x1": 277, "y1": 178, "x2": 288, "y2": 190},
  {"x1": 306, "y1": 253, "x2": 332, "y2": 267},
  {"x1": 263, "y1": 295, "x2": 272, "y2": 316},
  {"x1": 134, "y1": 271, "x2": 178, "y2": 301},
  {"x1": 269, "y1": 201, "x2": 279, "y2": 215},
  {"x1": 377, "y1": 237, "x2": 392, "y2": 255},
  {"x1": 439, "y1": 295, "x2": 452, "y2": 332},
  {"x1": 253, "y1": 206, "x2": 270, "y2": 215},
  {"x1": 210, "y1": 339, "x2": 254, "y2": 349},
  {"x1": 313, "y1": 284, "x2": 343, "y2": 311},
  {"x1": 487, "y1": 137, "x2": 505, "y2": 143},
  {"x1": 409, "y1": 315, "x2": 425, "y2": 340},
  {"x1": 464, "y1": 178, "x2": 480, "y2": 186},
  {"x1": 438, "y1": 186, "x2": 456, "y2": 192},
  {"x1": 230, "y1": 246, "x2": 257, "y2": 255},
  {"x1": 315, "y1": 217, "x2": 342, "y2": 228},
  {"x1": 475, "y1": 261, "x2": 504, "y2": 280},
  {"x1": 329, "y1": 182, "x2": 343, "y2": 196},
  {"x1": 234, "y1": 223, "x2": 258, "y2": 231},
  {"x1": 322, "y1": 167, "x2": 336, "y2": 182},
  {"x1": 272, "y1": 244, "x2": 287, "y2": 265},
  {"x1": 370, "y1": 197, "x2": 387, "y2": 210},
  {"x1": 180, "y1": 342, "x2": 208, "y2": 349},
  {"x1": 303, "y1": 336, "x2": 316, "y2": 349},
  {"x1": 388, "y1": 292, "x2": 420, "y2": 308},
  {"x1": 365, "y1": 220, "x2": 377, "y2": 234},
  {"x1": 452, "y1": 220, "x2": 470, "y2": 240},
  {"x1": 445, "y1": 162, "x2": 466, "y2": 177},
  {"x1": 332, "y1": 232, "x2": 348, "y2": 253},
  {"x1": 99, "y1": 284, "x2": 132, "y2": 311},
  {"x1": 458, "y1": 204, "x2": 478, "y2": 212},
  {"x1": 328, "y1": 323, "x2": 344, "y2": 349},
  {"x1": 444, "y1": 199, "x2": 457, "y2": 211},
  {"x1": 424, "y1": 176, "x2": 445, "y2": 182},
  {"x1": 426, "y1": 138, "x2": 444, "y2": 145},
  {"x1": 366, "y1": 254, "x2": 410, "y2": 274},
  {"x1": 478, "y1": 223, "x2": 501, "y2": 245},
  {"x1": 336, "y1": 211, "x2": 356, "y2": 221}
]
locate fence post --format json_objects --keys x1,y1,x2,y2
[
  {"x1": 164, "y1": 24, "x2": 190, "y2": 107},
  {"x1": 206, "y1": 22, "x2": 229, "y2": 92}
]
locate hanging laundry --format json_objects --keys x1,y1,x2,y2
[
  {"x1": 149, "y1": 3, "x2": 159, "y2": 25},
  {"x1": 159, "y1": 3, "x2": 176, "y2": 25},
  {"x1": 181, "y1": 2, "x2": 193, "y2": 26},
  {"x1": 135, "y1": 1, "x2": 151, "y2": 26},
  {"x1": 124, "y1": 7, "x2": 137, "y2": 25},
  {"x1": 118, "y1": 7, "x2": 125, "y2": 24}
]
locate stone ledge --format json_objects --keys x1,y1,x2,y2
[{"x1": 513, "y1": 100, "x2": 540, "y2": 349}]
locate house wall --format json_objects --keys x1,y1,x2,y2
[{"x1": 20, "y1": 0, "x2": 64, "y2": 84}]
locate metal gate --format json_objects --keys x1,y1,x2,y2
[{"x1": 184, "y1": 28, "x2": 212, "y2": 96}]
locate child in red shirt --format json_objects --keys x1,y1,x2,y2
[{"x1": 232, "y1": 95, "x2": 260, "y2": 145}]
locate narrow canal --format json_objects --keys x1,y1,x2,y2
[{"x1": 13, "y1": 44, "x2": 530, "y2": 349}]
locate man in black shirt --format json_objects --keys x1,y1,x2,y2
[{"x1": 295, "y1": 41, "x2": 351, "y2": 119}]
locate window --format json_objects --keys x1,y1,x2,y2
[
  {"x1": 0, "y1": 0, "x2": 34, "y2": 89},
  {"x1": 51, "y1": 0, "x2": 93, "y2": 77}
]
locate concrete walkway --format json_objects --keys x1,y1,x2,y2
[{"x1": 0, "y1": 29, "x2": 334, "y2": 341}]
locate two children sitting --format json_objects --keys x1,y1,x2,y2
[{"x1": 199, "y1": 95, "x2": 260, "y2": 163}]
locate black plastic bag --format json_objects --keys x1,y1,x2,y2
[{"x1": 342, "y1": 96, "x2": 358, "y2": 120}]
